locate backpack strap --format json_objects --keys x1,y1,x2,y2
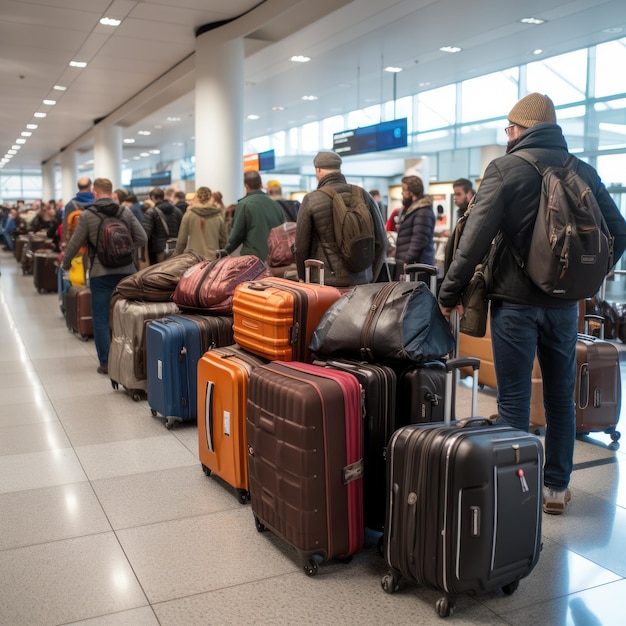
[{"x1": 154, "y1": 207, "x2": 170, "y2": 237}]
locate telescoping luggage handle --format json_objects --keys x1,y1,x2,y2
[
  {"x1": 444, "y1": 357, "x2": 480, "y2": 425},
  {"x1": 304, "y1": 259, "x2": 324, "y2": 285},
  {"x1": 403, "y1": 262, "x2": 437, "y2": 293}
]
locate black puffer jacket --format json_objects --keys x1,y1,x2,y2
[
  {"x1": 439, "y1": 123, "x2": 626, "y2": 308},
  {"x1": 295, "y1": 172, "x2": 386, "y2": 286},
  {"x1": 393, "y1": 196, "x2": 436, "y2": 280},
  {"x1": 143, "y1": 201, "x2": 183, "y2": 254}
]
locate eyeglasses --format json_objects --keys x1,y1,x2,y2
[{"x1": 504, "y1": 123, "x2": 516, "y2": 136}]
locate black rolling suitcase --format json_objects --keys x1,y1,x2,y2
[
  {"x1": 381, "y1": 357, "x2": 543, "y2": 618},
  {"x1": 315, "y1": 358, "x2": 397, "y2": 533}
]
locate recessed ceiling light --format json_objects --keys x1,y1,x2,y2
[
  {"x1": 43, "y1": 99, "x2": 56, "y2": 106},
  {"x1": 11, "y1": 145, "x2": 21, "y2": 150},
  {"x1": 137, "y1": 130, "x2": 151, "y2": 136},
  {"x1": 53, "y1": 85, "x2": 67, "y2": 91},
  {"x1": 150, "y1": 149, "x2": 161, "y2": 155},
  {"x1": 133, "y1": 156, "x2": 141, "y2": 160},
  {"x1": 418, "y1": 82, "x2": 431, "y2": 87},
  {"x1": 247, "y1": 114, "x2": 260, "y2": 120},
  {"x1": 603, "y1": 27, "x2": 623, "y2": 34},
  {"x1": 15, "y1": 139, "x2": 26, "y2": 144},
  {"x1": 69, "y1": 61, "x2": 87, "y2": 68},
  {"x1": 34, "y1": 112, "x2": 46, "y2": 118},
  {"x1": 272, "y1": 106, "x2": 286, "y2": 111},
  {"x1": 140, "y1": 152, "x2": 149, "y2": 157},
  {"x1": 385, "y1": 66, "x2": 403, "y2": 73},
  {"x1": 290, "y1": 55, "x2": 311, "y2": 63},
  {"x1": 302, "y1": 95, "x2": 318, "y2": 101},
  {"x1": 440, "y1": 46, "x2": 461, "y2": 53},
  {"x1": 21, "y1": 132, "x2": 32, "y2": 137},
  {"x1": 100, "y1": 17, "x2": 121, "y2": 26},
  {"x1": 123, "y1": 138, "x2": 136, "y2": 144},
  {"x1": 7, "y1": 150, "x2": 17, "y2": 155},
  {"x1": 26, "y1": 124, "x2": 38, "y2": 130},
  {"x1": 533, "y1": 49, "x2": 543, "y2": 55},
  {"x1": 166, "y1": 116, "x2": 181, "y2": 122},
  {"x1": 520, "y1": 17, "x2": 545, "y2": 25}
]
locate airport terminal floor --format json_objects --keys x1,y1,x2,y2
[{"x1": 1, "y1": 247, "x2": 626, "y2": 625}]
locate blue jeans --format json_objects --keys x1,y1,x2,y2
[
  {"x1": 90, "y1": 274, "x2": 126, "y2": 367},
  {"x1": 491, "y1": 302, "x2": 578, "y2": 490}
]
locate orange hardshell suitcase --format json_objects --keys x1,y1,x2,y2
[
  {"x1": 197, "y1": 344, "x2": 267, "y2": 503},
  {"x1": 232, "y1": 276, "x2": 342, "y2": 363}
]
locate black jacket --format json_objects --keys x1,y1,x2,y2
[
  {"x1": 143, "y1": 201, "x2": 183, "y2": 254},
  {"x1": 439, "y1": 123, "x2": 626, "y2": 308}
]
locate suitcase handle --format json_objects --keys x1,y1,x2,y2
[
  {"x1": 457, "y1": 417, "x2": 495, "y2": 428},
  {"x1": 304, "y1": 259, "x2": 324, "y2": 285},
  {"x1": 247, "y1": 281, "x2": 272, "y2": 291}
]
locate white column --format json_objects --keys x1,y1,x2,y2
[
  {"x1": 194, "y1": 32, "x2": 244, "y2": 206},
  {"x1": 60, "y1": 150, "x2": 79, "y2": 206},
  {"x1": 42, "y1": 160, "x2": 55, "y2": 203},
  {"x1": 94, "y1": 125, "x2": 123, "y2": 189}
]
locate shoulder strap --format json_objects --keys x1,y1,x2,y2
[
  {"x1": 319, "y1": 186, "x2": 337, "y2": 200},
  {"x1": 154, "y1": 207, "x2": 170, "y2": 236}
]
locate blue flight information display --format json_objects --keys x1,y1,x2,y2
[{"x1": 333, "y1": 118, "x2": 408, "y2": 156}]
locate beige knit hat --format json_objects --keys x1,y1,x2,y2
[{"x1": 508, "y1": 93, "x2": 556, "y2": 128}]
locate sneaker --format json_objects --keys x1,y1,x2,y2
[
  {"x1": 543, "y1": 486, "x2": 571, "y2": 515},
  {"x1": 97, "y1": 365, "x2": 108, "y2": 375}
]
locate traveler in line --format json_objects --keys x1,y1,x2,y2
[
  {"x1": 60, "y1": 177, "x2": 94, "y2": 249},
  {"x1": 62, "y1": 177, "x2": 147, "y2": 375},
  {"x1": 295, "y1": 151, "x2": 386, "y2": 286},
  {"x1": 174, "y1": 186, "x2": 228, "y2": 259},
  {"x1": 438, "y1": 93, "x2": 626, "y2": 514},
  {"x1": 143, "y1": 187, "x2": 183, "y2": 264},
  {"x1": 452, "y1": 178, "x2": 475, "y2": 221},
  {"x1": 393, "y1": 175, "x2": 435, "y2": 280},
  {"x1": 267, "y1": 179, "x2": 300, "y2": 222},
  {"x1": 224, "y1": 170, "x2": 284, "y2": 262}
]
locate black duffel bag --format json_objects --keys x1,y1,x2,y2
[{"x1": 309, "y1": 281, "x2": 455, "y2": 363}]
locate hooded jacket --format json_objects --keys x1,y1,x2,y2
[
  {"x1": 61, "y1": 197, "x2": 147, "y2": 278},
  {"x1": 224, "y1": 189, "x2": 284, "y2": 261},
  {"x1": 393, "y1": 196, "x2": 436, "y2": 280},
  {"x1": 174, "y1": 201, "x2": 228, "y2": 259},
  {"x1": 439, "y1": 123, "x2": 626, "y2": 308},
  {"x1": 295, "y1": 172, "x2": 387, "y2": 287},
  {"x1": 143, "y1": 200, "x2": 183, "y2": 254}
]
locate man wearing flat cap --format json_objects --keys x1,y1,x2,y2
[
  {"x1": 439, "y1": 93, "x2": 626, "y2": 516},
  {"x1": 295, "y1": 150, "x2": 386, "y2": 286}
]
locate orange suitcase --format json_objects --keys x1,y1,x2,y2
[
  {"x1": 232, "y1": 275, "x2": 342, "y2": 363},
  {"x1": 197, "y1": 344, "x2": 267, "y2": 503}
]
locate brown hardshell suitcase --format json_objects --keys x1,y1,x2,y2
[
  {"x1": 33, "y1": 249, "x2": 59, "y2": 293},
  {"x1": 247, "y1": 361, "x2": 364, "y2": 575},
  {"x1": 108, "y1": 298, "x2": 179, "y2": 400},
  {"x1": 575, "y1": 333, "x2": 621, "y2": 441},
  {"x1": 197, "y1": 345, "x2": 267, "y2": 503},
  {"x1": 66, "y1": 286, "x2": 93, "y2": 340},
  {"x1": 232, "y1": 273, "x2": 342, "y2": 363}
]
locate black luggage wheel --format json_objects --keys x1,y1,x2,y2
[
  {"x1": 202, "y1": 464, "x2": 212, "y2": 477},
  {"x1": 131, "y1": 391, "x2": 143, "y2": 402},
  {"x1": 151, "y1": 409, "x2": 158, "y2": 417},
  {"x1": 304, "y1": 558, "x2": 319, "y2": 577},
  {"x1": 501, "y1": 580, "x2": 519, "y2": 596},
  {"x1": 237, "y1": 489, "x2": 250, "y2": 505},
  {"x1": 436, "y1": 596, "x2": 454, "y2": 618},
  {"x1": 380, "y1": 572, "x2": 399, "y2": 594},
  {"x1": 254, "y1": 516, "x2": 266, "y2": 533}
]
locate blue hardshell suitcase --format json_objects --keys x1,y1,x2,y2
[{"x1": 146, "y1": 314, "x2": 233, "y2": 428}]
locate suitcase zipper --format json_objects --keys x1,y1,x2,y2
[{"x1": 360, "y1": 282, "x2": 396, "y2": 361}]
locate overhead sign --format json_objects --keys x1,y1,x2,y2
[
  {"x1": 243, "y1": 149, "x2": 275, "y2": 172},
  {"x1": 129, "y1": 171, "x2": 171, "y2": 188},
  {"x1": 333, "y1": 118, "x2": 408, "y2": 157}
]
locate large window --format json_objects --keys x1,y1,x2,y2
[
  {"x1": 416, "y1": 85, "x2": 456, "y2": 131},
  {"x1": 526, "y1": 49, "x2": 587, "y2": 104},
  {"x1": 595, "y1": 39, "x2": 626, "y2": 98},
  {"x1": 461, "y1": 69, "x2": 519, "y2": 123}
]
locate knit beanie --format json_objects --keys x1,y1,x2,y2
[{"x1": 508, "y1": 93, "x2": 556, "y2": 128}]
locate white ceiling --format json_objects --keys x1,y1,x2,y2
[{"x1": 1, "y1": 0, "x2": 625, "y2": 173}]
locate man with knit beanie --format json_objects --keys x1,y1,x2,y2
[{"x1": 439, "y1": 93, "x2": 626, "y2": 515}]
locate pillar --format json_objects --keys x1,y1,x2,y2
[{"x1": 94, "y1": 125, "x2": 123, "y2": 189}]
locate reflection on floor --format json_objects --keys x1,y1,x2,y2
[{"x1": 1, "y1": 248, "x2": 626, "y2": 625}]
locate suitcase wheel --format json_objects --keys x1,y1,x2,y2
[
  {"x1": 501, "y1": 580, "x2": 519, "y2": 596},
  {"x1": 608, "y1": 429, "x2": 621, "y2": 442},
  {"x1": 236, "y1": 489, "x2": 250, "y2": 505},
  {"x1": 79, "y1": 334, "x2": 90, "y2": 342},
  {"x1": 202, "y1": 464, "x2": 212, "y2": 477},
  {"x1": 151, "y1": 409, "x2": 158, "y2": 417},
  {"x1": 131, "y1": 391, "x2": 143, "y2": 402},
  {"x1": 303, "y1": 558, "x2": 319, "y2": 577},
  {"x1": 436, "y1": 596, "x2": 454, "y2": 618},
  {"x1": 254, "y1": 515, "x2": 266, "y2": 533},
  {"x1": 380, "y1": 572, "x2": 399, "y2": 594}
]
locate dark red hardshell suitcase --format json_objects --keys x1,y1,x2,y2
[
  {"x1": 576, "y1": 333, "x2": 621, "y2": 440},
  {"x1": 247, "y1": 361, "x2": 364, "y2": 575},
  {"x1": 33, "y1": 250, "x2": 59, "y2": 293},
  {"x1": 381, "y1": 358, "x2": 543, "y2": 618},
  {"x1": 65, "y1": 286, "x2": 93, "y2": 340}
]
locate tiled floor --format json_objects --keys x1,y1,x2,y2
[{"x1": 1, "y1": 247, "x2": 626, "y2": 625}]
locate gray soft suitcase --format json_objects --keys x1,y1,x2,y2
[{"x1": 381, "y1": 357, "x2": 543, "y2": 618}]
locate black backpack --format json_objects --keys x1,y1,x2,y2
[
  {"x1": 88, "y1": 207, "x2": 134, "y2": 268},
  {"x1": 512, "y1": 151, "x2": 613, "y2": 300},
  {"x1": 319, "y1": 185, "x2": 375, "y2": 273}
]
